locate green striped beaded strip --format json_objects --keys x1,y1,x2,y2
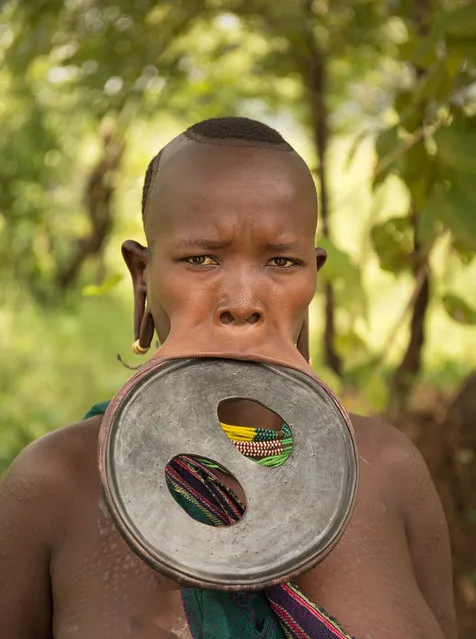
[{"x1": 200, "y1": 423, "x2": 293, "y2": 471}]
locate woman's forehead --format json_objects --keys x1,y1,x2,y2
[
  {"x1": 146, "y1": 142, "x2": 317, "y2": 232},
  {"x1": 159, "y1": 140, "x2": 313, "y2": 187}
]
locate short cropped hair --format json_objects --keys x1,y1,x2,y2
[{"x1": 141, "y1": 117, "x2": 295, "y2": 222}]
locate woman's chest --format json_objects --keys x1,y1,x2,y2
[
  {"x1": 296, "y1": 489, "x2": 443, "y2": 638},
  {"x1": 51, "y1": 466, "x2": 443, "y2": 639},
  {"x1": 51, "y1": 497, "x2": 192, "y2": 639}
]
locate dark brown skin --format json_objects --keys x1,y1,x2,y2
[{"x1": 0, "y1": 142, "x2": 456, "y2": 639}]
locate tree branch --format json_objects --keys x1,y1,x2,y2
[
  {"x1": 301, "y1": 15, "x2": 342, "y2": 375},
  {"x1": 56, "y1": 120, "x2": 125, "y2": 292}
]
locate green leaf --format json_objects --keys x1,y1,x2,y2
[
  {"x1": 418, "y1": 201, "x2": 441, "y2": 247},
  {"x1": 365, "y1": 375, "x2": 389, "y2": 413},
  {"x1": 82, "y1": 273, "x2": 122, "y2": 297},
  {"x1": 442, "y1": 294, "x2": 476, "y2": 325},
  {"x1": 439, "y1": 179, "x2": 476, "y2": 250},
  {"x1": 371, "y1": 216, "x2": 413, "y2": 274},
  {"x1": 434, "y1": 5, "x2": 476, "y2": 40},
  {"x1": 373, "y1": 125, "x2": 400, "y2": 188},
  {"x1": 451, "y1": 240, "x2": 475, "y2": 266},
  {"x1": 399, "y1": 139, "x2": 436, "y2": 210},
  {"x1": 319, "y1": 237, "x2": 357, "y2": 282},
  {"x1": 345, "y1": 357, "x2": 379, "y2": 386},
  {"x1": 346, "y1": 128, "x2": 371, "y2": 167},
  {"x1": 410, "y1": 34, "x2": 438, "y2": 69},
  {"x1": 414, "y1": 62, "x2": 452, "y2": 104},
  {"x1": 335, "y1": 329, "x2": 370, "y2": 370},
  {"x1": 446, "y1": 37, "x2": 476, "y2": 66},
  {"x1": 345, "y1": 357, "x2": 388, "y2": 412},
  {"x1": 318, "y1": 237, "x2": 367, "y2": 319},
  {"x1": 435, "y1": 123, "x2": 476, "y2": 174},
  {"x1": 395, "y1": 90, "x2": 421, "y2": 133}
]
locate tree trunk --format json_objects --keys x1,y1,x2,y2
[
  {"x1": 56, "y1": 121, "x2": 125, "y2": 292},
  {"x1": 303, "y1": 34, "x2": 342, "y2": 376},
  {"x1": 388, "y1": 201, "x2": 430, "y2": 414},
  {"x1": 388, "y1": 270, "x2": 430, "y2": 413},
  {"x1": 388, "y1": 0, "x2": 432, "y2": 413}
]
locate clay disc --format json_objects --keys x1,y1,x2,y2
[{"x1": 99, "y1": 358, "x2": 358, "y2": 590}]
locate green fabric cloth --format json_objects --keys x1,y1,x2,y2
[
  {"x1": 181, "y1": 589, "x2": 283, "y2": 639},
  {"x1": 84, "y1": 401, "x2": 110, "y2": 419}
]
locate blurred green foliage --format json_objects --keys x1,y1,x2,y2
[{"x1": 1, "y1": 0, "x2": 476, "y2": 472}]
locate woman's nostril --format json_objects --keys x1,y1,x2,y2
[
  {"x1": 220, "y1": 311, "x2": 235, "y2": 325},
  {"x1": 219, "y1": 310, "x2": 262, "y2": 325}
]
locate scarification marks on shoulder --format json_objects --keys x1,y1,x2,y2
[{"x1": 97, "y1": 497, "x2": 115, "y2": 538}]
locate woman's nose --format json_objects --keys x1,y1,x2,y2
[
  {"x1": 219, "y1": 308, "x2": 262, "y2": 326},
  {"x1": 213, "y1": 272, "x2": 265, "y2": 327}
]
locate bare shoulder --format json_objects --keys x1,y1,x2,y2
[
  {"x1": 349, "y1": 412, "x2": 438, "y2": 511},
  {"x1": 0, "y1": 417, "x2": 103, "y2": 639},
  {"x1": 0, "y1": 416, "x2": 102, "y2": 544},
  {"x1": 4, "y1": 414, "x2": 101, "y2": 481},
  {"x1": 349, "y1": 410, "x2": 418, "y2": 456},
  {"x1": 350, "y1": 413, "x2": 456, "y2": 638}
]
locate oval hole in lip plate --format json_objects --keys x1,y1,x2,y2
[
  {"x1": 217, "y1": 398, "x2": 293, "y2": 467},
  {"x1": 166, "y1": 454, "x2": 246, "y2": 526}
]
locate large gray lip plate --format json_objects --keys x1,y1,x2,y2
[{"x1": 103, "y1": 358, "x2": 358, "y2": 589}]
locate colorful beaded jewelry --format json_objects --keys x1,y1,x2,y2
[{"x1": 221, "y1": 422, "x2": 293, "y2": 467}]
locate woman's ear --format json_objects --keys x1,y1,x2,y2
[
  {"x1": 296, "y1": 311, "x2": 310, "y2": 363},
  {"x1": 121, "y1": 240, "x2": 153, "y2": 350},
  {"x1": 315, "y1": 247, "x2": 327, "y2": 272},
  {"x1": 122, "y1": 240, "x2": 148, "y2": 291}
]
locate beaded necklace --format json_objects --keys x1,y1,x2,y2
[{"x1": 215, "y1": 422, "x2": 293, "y2": 468}]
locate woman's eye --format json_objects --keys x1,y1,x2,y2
[
  {"x1": 270, "y1": 257, "x2": 296, "y2": 268},
  {"x1": 186, "y1": 255, "x2": 217, "y2": 266}
]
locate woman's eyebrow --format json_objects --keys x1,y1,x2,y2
[
  {"x1": 264, "y1": 241, "x2": 299, "y2": 252},
  {"x1": 172, "y1": 238, "x2": 300, "y2": 251},
  {"x1": 174, "y1": 238, "x2": 233, "y2": 250}
]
